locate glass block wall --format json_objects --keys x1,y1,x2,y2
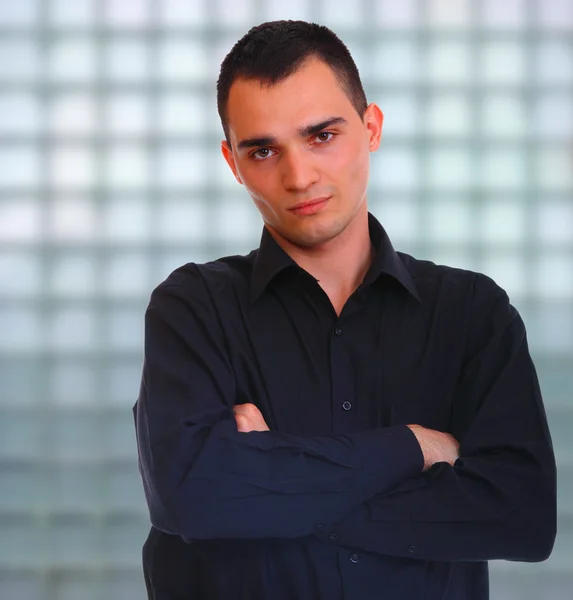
[{"x1": 0, "y1": 1, "x2": 571, "y2": 599}]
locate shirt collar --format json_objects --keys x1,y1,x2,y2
[{"x1": 250, "y1": 212, "x2": 420, "y2": 303}]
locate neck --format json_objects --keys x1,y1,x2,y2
[{"x1": 268, "y1": 206, "x2": 374, "y2": 312}]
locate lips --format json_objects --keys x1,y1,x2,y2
[{"x1": 288, "y1": 197, "x2": 330, "y2": 216}]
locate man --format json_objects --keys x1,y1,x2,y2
[{"x1": 134, "y1": 20, "x2": 556, "y2": 600}]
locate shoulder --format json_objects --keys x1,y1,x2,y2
[
  {"x1": 148, "y1": 251, "x2": 256, "y2": 310},
  {"x1": 399, "y1": 251, "x2": 509, "y2": 305}
]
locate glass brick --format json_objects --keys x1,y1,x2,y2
[
  {"x1": 49, "y1": 198, "x2": 98, "y2": 243},
  {"x1": 105, "y1": 464, "x2": 145, "y2": 512},
  {"x1": 536, "y1": 147, "x2": 573, "y2": 191},
  {"x1": 425, "y1": 93, "x2": 471, "y2": 138},
  {"x1": 426, "y1": 41, "x2": 471, "y2": 84},
  {"x1": 49, "y1": 307, "x2": 97, "y2": 352},
  {"x1": 427, "y1": 148, "x2": 472, "y2": 190},
  {"x1": 100, "y1": 516, "x2": 146, "y2": 568},
  {"x1": 49, "y1": 465, "x2": 103, "y2": 513},
  {"x1": 49, "y1": 39, "x2": 96, "y2": 83},
  {"x1": 104, "y1": 308, "x2": 143, "y2": 352},
  {"x1": 157, "y1": 144, "x2": 206, "y2": 188},
  {"x1": 536, "y1": 254, "x2": 573, "y2": 300},
  {"x1": 158, "y1": 93, "x2": 205, "y2": 135},
  {"x1": 50, "y1": 254, "x2": 97, "y2": 297},
  {"x1": 427, "y1": 198, "x2": 472, "y2": 243},
  {"x1": 481, "y1": 0, "x2": 526, "y2": 29},
  {"x1": 530, "y1": 303, "x2": 572, "y2": 352},
  {"x1": 0, "y1": 465, "x2": 46, "y2": 513},
  {"x1": 0, "y1": 199, "x2": 41, "y2": 242},
  {"x1": 0, "y1": 0, "x2": 39, "y2": 25},
  {"x1": 49, "y1": 0, "x2": 95, "y2": 25},
  {"x1": 539, "y1": 0, "x2": 573, "y2": 30},
  {"x1": 482, "y1": 94, "x2": 527, "y2": 138},
  {"x1": 480, "y1": 149, "x2": 526, "y2": 191},
  {"x1": 160, "y1": 0, "x2": 208, "y2": 26},
  {"x1": 52, "y1": 573, "x2": 100, "y2": 600},
  {"x1": 379, "y1": 94, "x2": 418, "y2": 137},
  {"x1": 535, "y1": 41, "x2": 572, "y2": 84},
  {"x1": 105, "y1": 39, "x2": 149, "y2": 83},
  {"x1": 479, "y1": 198, "x2": 526, "y2": 244},
  {"x1": 428, "y1": 0, "x2": 471, "y2": 28},
  {"x1": 51, "y1": 360, "x2": 96, "y2": 406},
  {"x1": 158, "y1": 40, "x2": 208, "y2": 83},
  {"x1": 0, "y1": 519, "x2": 46, "y2": 569},
  {"x1": 214, "y1": 0, "x2": 256, "y2": 26},
  {"x1": 48, "y1": 516, "x2": 100, "y2": 566},
  {"x1": 0, "y1": 308, "x2": 42, "y2": 351},
  {"x1": 0, "y1": 93, "x2": 41, "y2": 135},
  {"x1": 49, "y1": 93, "x2": 97, "y2": 137},
  {"x1": 106, "y1": 361, "x2": 143, "y2": 406},
  {"x1": 0, "y1": 358, "x2": 41, "y2": 406},
  {"x1": 374, "y1": 0, "x2": 419, "y2": 28},
  {"x1": 0, "y1": 253, "x2": 41, "y2": 296},
  {"x1": 481, "y1": 42, "x2": 526, "y2": 84},
  {"x1": 104, "y1": 253, "x2": 150, "y2": 297},
  {"x1": 0, "y1": 411, "x2": 46, "y2": 460},
  {"x1": 373, "y1": 41, "x2": 419, "y2": 83},
  {"x1": 157, "y1": 198, "x2": 209, "y2": 243},
  {"x1": 213, "y1": 199, "x2": 261, "y2": 244},
  {"x1": 52, "y1": 413, "x2": 102, "y2": 461},
  {"x1": 49, "y1": 145, "x2": 96, "y2": 188},
  {"x1": 535, "y1": 94, "x2": 573, "y2": 140},
  {"x1": 103, "y1": 145, "x2": 149, "y2": 189},
  {"x1": 104, "y1": 0, "x2": 150, "y2": 28},
  {"x1": 105, "y1": 93, "x2": 149, "y2": 136},
  {"x1": 102, "y1": 197, "x2": 149, "y2": 242},
  {"x1": 319, "y1": 0, "x2": 363, "y2": 27},
  {"x1": 370, "y1": 148, "x2": 419, "y2": 190},
  {"x1": 536, "y1": 199, "x2": 573, "y2": 245},
  {"x1": 480, "y1": 253, "x2": 527, "y2": 299},
  {"x1": 263, "y1": 0, "x2": 311, "y2": 21},
  {"x1": 0, "y1": 39, "x2": 40, "y2": 81},
  {"x1": 373, "y1": 196, "x2": 418, "y2": 244},
  {"x1": 105, "y1": 411, "x2": 139, "y2": 461},
  {"x1": 0, "y1": 147, "x2": 40, "y2": 187}
]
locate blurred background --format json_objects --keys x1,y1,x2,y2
[{"x1": 0, "y1": 0, "x2": 571, "y2": 599}]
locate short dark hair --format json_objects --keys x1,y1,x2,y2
[{"x1": 217, "y1": 20, "x2": 368, "y2": 145}]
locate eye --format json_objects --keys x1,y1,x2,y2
[
  {"x1": 251, "y1": 148, "x2": 275, "y2": 161},
  {"x1": 315, "y1": 131, "x2": 334, "y2": 143}
]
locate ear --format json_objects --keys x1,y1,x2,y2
[
  {"x1": 364, "y1": 103, "x2": 383, "y2": 152},
  {"x1": 221, "y1": 140, "x2": 243, "y2": 185}
]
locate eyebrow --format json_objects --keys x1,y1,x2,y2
[{"x1": 236, "y1": 117, "x2": 348, "y2": 150}]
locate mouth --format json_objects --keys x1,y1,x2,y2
[{"x1": 288, "y1": 196, "x2": 330, "y2": 216}]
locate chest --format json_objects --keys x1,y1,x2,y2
[{"x1": 216, "y1": 280, "x2": 468, "y2": 438}]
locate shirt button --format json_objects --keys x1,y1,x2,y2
[
  {"x1": 317, "y1": 523, "x2": 325, "y2": 531},
  {"x1": 329, "y1": 533, "x2": 339, "y2": 541},
  {"x1": 334, "y1": 327, "x2": 342, "y2": 336},
  {"x1": 342, "y1": 401, "x2": 352, "y2": 411},
  {"x1": 408, "y1": 545, "x2": 416, "y2": 554},
  {"x1": 349, "y1": 553, "x2": 360, "y2": 563}
]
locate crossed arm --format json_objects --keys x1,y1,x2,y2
[{"x1": 135, "y1": 273, "x2": 557, "y2": 562}]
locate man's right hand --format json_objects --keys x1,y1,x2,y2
[{"x1": 406, "y1": 425, "x2": 460, "y2": 471}]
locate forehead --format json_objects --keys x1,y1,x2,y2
[{"x1": 226, "y1": 59, "x2": 357, "y2": 141}]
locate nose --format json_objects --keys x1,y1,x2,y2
[{"x1": 281, "y1": 148, "x2": 319, "y2": 192}]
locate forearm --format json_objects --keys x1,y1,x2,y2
[
  {"x1": 317, "y1": 447, "x2": 556, "y2": 562},
  {"x1": 136, "y1": 397, "x2": 423, "y2": 541}
]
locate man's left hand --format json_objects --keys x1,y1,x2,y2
[{"x1": 233, "y1": 403, "x2": 270, "y2": 433}]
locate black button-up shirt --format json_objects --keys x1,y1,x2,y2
[{"x1": 134, "y1": 212, "x2": 556, "y2": 600}]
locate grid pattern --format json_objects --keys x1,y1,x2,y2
[{"x1": 0, "y1": 1, "x2": 571, "y2": 598}]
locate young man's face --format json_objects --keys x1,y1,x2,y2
[{"x1": 221, "y1": 57, "x2": 383, "y2": 249}]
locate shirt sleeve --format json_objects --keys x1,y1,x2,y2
[
  {"x1": 134, "y1": 267, "x2": 424, "y2": 542},
  {"x1": 317, "y1": 274, "x2": 557, "y2": 562}
]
